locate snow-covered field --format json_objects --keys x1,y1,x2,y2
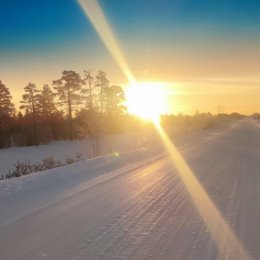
[
  {"x1": 1, "y1": 118, "x2": 260, "y2": 259},
  {"x1": 0, "y1": 129, "x2": 161, "y2": 178}
]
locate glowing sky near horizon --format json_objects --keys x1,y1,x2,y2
[{"x1": 1, "y1": 0, "x2": 260, "y2": 114}]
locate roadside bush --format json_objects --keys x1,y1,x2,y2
[{"x1": 1, "y1": 154, "x2": 83, "y2": 181}]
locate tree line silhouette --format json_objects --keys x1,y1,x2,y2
[
  {"x1": 0, "y1": 70, "x2": 246, "y2": 151},
  {"x1": 0, "y1": 70, "x2": 132, "y2": 150}
]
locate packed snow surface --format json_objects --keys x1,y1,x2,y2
[{"x1": 1, "y1": 119, "x2": 260, "y2": 259}]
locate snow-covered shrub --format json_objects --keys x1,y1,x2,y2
[
  {"x1": 75, "y1": 152, "x2": 82, "y2": 160},
  {"x1": 41, "y1": 156, "x2": 64, "y2": 169},
  {"x1": 1, "y1": 153, "x2": 83, "y2": 181},
  {"x1": 65, "y1": 157, "x2": 76, "y2": 165},
  {"x1": 14, "y1": 160, "x2": 33, "y2": 177}
]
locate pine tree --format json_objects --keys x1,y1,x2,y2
[
  {"x1": 95, "y1": 71, "x2": 109, "y2": 114},
  {"x1": 53, "y1": 70, "x2": 83, "y2": 140},
  {"x1": 0, "y1": 80, "x2": 15, "y2": 119},
  {"x1": 20, "y1": 82, "x2": 40, "y2": 145},
  {"x1": 0, "y1": 81, "x2": 15, "y2": 147},
  {"x1": 37, "y1": 84, "x2": 58, "y2": 140},
  {"x1": 82, "y1": 70, "x2": 95, "y2": 111},
  {"x1": 106, "y1": 85, "x2": 126, "y2": 116},
  {"x1": 37, "y1": 84, "x2": 57, "y2": 120}
]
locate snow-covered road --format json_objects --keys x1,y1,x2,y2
[{"x1": 1, "y1": 119, "x2": 260, "y2": 260}]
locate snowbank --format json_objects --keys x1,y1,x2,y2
[
  {"x1": 0, "y1": 130, "x2": 159, "y2": 178},
  {"x1": 0, "y1": 136, "x2": 166, "y2": 227}
]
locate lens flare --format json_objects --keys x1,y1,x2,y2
[{"x1": 78, "y1": 0, "x2": 136, "y2": 84}]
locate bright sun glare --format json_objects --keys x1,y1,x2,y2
[{"x1": 125, "y1": 82, "x2": 167, "y2": 124}]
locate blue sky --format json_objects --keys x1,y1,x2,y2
[
  {"x1": 1, "y1": 0, "x2": 260, "y2": 113},
  {"x1": 1, "y1": 0, "x2": 260, "y2": 52}
]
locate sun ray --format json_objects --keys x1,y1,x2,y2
[
  {"x1": 155, "y1": 123, "x2": 251, "y2": 260},
  {"x1": 77, "y1": 1, "x2": 251, "y2": 258},
  {"x1": 78, "y1": 0, "x2": 136, "y2": 85}
]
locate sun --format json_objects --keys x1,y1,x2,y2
[{"x1": 125, "y1": 82, "x2": 167, "y2": 124}]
